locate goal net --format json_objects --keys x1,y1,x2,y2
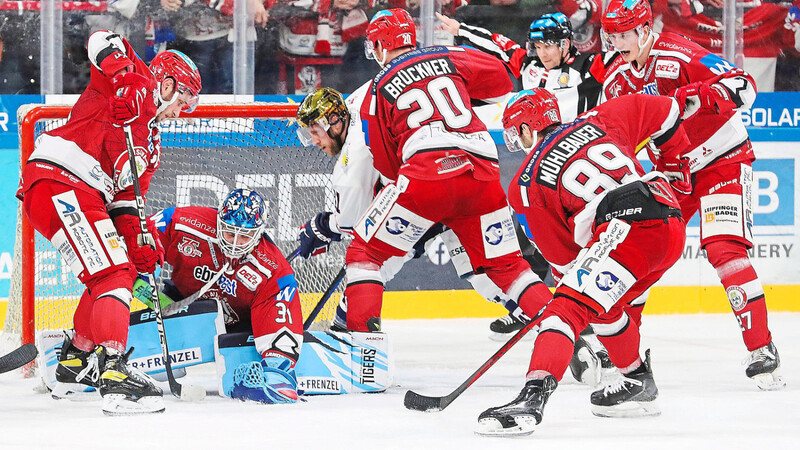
[{"x1": 4, "y1": 103, "x2": 346, "y2": 353}]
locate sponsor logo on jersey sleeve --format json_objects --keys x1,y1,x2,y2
[
  {"x1": 276, "y1": 274, "x2": 298, "y2": 303},
  {"x1": 655, "y1": 60, "x2": 680, "y2": 79},
  {"x1": 217, "y1": 274, "x2": 237, "y2": 296},
  {"x1": 151, "y1": 207, "x2": 175, "y2": 232},
  {"x1": 236, "y1": 265, "x2": 263, "y2": 291},
  {"x1": 699, "y1": 53, "x2": 735, "y2": 76}
]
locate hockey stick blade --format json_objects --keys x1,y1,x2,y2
[
  {"x1": 404, "y1": 320, "x2": 538, "y2": 412},
  {"x1": 0, "y1": 343, "x2": 38, "y2": 374}
]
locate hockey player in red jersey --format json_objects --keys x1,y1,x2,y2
[
  {"x1": 601, "y1": 0, "x2": 785, "y2": 390},
  {"x1": 138, "y1": 189, "x2": 302, "y2": 403},
  {"x1": 341, "y1": 8, "x2": 552, "y2": 333},
  {"x1": 16, "y1": 31, "x2": 201, "y2": 415},
  {"x1": 477, "y1": 88, "x2": 689, "y2": 436}
]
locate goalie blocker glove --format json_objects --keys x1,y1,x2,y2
[
  {"x1": 230, "y1": 356, "x2": 299, "y2": 404},
  {"x1": 297, "y1": 211, "x2": 341, "y2": 258}
]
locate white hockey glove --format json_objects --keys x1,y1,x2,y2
[{"x1": 297, "y1": 212, "x2": 341, "y2": 258}]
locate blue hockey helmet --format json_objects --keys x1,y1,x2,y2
[
  {"x1": 527, "y1": 13, "x2": 573, "y2": 56},
  {"x1": 217, "y1": 189, "x2": 267, "y2": 260}
]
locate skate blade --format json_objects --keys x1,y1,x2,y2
[
  {"x1": 751, "y1": 371, "x2": 787, "y2": 391},
  {"x1": 51, "y1": 382, "x2": 100, "y2": 402},
  {"x1": 591, "y1": 400, "x2": 661, "y2": 418},
  {"x1": 102, "y1": 394, "x2": 165, "y2": 416},
  {"x1": 475, "y1": 416, "x2": 537, "y2": 437}
]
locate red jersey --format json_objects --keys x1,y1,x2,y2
[
  {"x1": 362, "y1": 45, "x2": 513, "y2": 182},
  {"x1": 602, "y1": 32, "x2": 757, "y2": 172},
  {"x1": 18, "y1": 30, "x2": 161, "y2": 216},
  {"x1": 153, "y1": 206, "x2": 303, "y2": 362},
  {"x1": 508, "y1": 95, "x2": 688, "y2": 273}
]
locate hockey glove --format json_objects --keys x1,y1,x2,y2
[
  {"x1": 115, "y1": 214, "x2": 165, "y2": 274},
  {"x1": 297, "y1": 212, "x2": 341, "y2": 259},
  {"x1": 132, "y1": 276, "x2": 175, "y2": 310},
  {"x1": 229, "y1": 357, "x2": 298, "y2": 404},
  {"x1": 672, "y1": 81, "x2": 737, "y2": 117},
  {"x1": 657, "y1": 157, "x2": 692, "y2": 196},
  {"x1": 110, "y1": 72, "x2": 149, "y2": 126}
]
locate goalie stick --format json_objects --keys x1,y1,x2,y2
[
  {"x1": 161, "y1": 248, "x2": 300, "y2": 316},
  {"x1": 404, "y1": 319, "x2": 538, "y2": 412},
  {"x1": 0, "y1": 344, "x2": 38, "y2": 374},
  {"x1": 123, "y1": 126, "x2": 205, "y2": 402},
  {"x1": 303, "y1": 265, "x2": 346, "y2": 330}
]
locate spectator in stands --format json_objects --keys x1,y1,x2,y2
[{"x1": 162, "y1": 0, "x2": 269, "y2": 94}]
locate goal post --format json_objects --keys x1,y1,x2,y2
[{"x1": 6, "y1": 103, "x2": 346, "y2": 349}]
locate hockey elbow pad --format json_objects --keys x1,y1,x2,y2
[{"x1": 229, "y1": 358, "x2": 298, "y2": 404}]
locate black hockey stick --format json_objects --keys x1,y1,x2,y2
[
  {"x1": 123, "y1": 126, "x2": 205, "y2": 402},
  {"x1": 302, "y1": 265, "x2": 346, "y2": 330},
  {"x1": 404, "y1": 319, "x2": 538, "y2": 412},
  {"x1": 0, "y1": 344, "x2": 38, "y2": 374}
]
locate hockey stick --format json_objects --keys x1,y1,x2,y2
[
  {"x1": 302, "y1": 265, "x2": 346, "y2": 330},
  {"x1": 123, "y1": 126, "x2": 205, "y2": 402},
  {"x1": 404, "y1": 319, "x2": 538, "y2": 412},
  {"x1": 0, "y1": 344, "x2": 38, "y2": 374},
  {"x1": 161, "y1": 247, "x2": 300, "y2": 316}
]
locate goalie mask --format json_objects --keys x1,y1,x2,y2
[
  {"x1": 526, "y1": 13, "x2": 573, "y2": 58},
  {"x1": 296, "y1": 87, "x2": 350, "y2": 152},
  {"x1": 217, "y1": 189, "x2": 266, "y2": 260},
  {"x1": 502, "y1": 89, "x2": 561, "y2": 154},
  {"x1": 150, "y1": 50, "x2": 202, "y2": 115}
]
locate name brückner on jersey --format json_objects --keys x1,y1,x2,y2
[
  {"x1": 537, "y1": 123, "x2": 606, "y2": 189},
  {"x1": 380, "y1": 58, "x2": 456, "y2": 103}
]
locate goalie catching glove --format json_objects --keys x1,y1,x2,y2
[
  {"x1": 297, "y1": 212, "x2": 341, "y2": 258},
  {"x1": 230, "y1": 356, "x2": 298, "y2": 404}
]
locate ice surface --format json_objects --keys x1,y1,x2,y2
[{"x1": 1, "y1": 313, "x2": 798, "y2": 449}]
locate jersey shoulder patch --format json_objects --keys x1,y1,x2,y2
[
  {"x1": 275, "y1": 274, "x2": 298, "y2": 303},
  {"x1": 151, "y1": 207, "x2": 176, "y2": 233}
]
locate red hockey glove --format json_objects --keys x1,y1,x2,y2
[
  {"x1": 672, "y1": 81, "x2": 736, "y2": 117},
  {"x1": 115, "y1": 214, "x2": 165, "y2": 274},
  {"x1": 110, "y1": 72, "x2": 150, "y2": 126},
  {"x1": 657, "y1": 157, "x2": 692, "y2": 196}
]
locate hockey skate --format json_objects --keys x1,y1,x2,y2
[
  {"x1": 488, "y1": 314, "x2": 526, "y2": 342},
  {"x1": 52, "y1": 334, "x2": 100, "y2": 401},
  {"x1": 568, "y1": 336, "x2": 601, "y2": 387},
  {"x1": 98, "y1": 347, "x2": 165, "y2": 416},
  {"x1": 590, "y1": 349, "x2": 660, "y2": 418},
  {"x1": 744, "y1": 342, "x2": 786, "y2": 391},
  {"x1": 475, "y1": 375, "x2": 557, "y2": 437}
]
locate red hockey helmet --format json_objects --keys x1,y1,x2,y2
[
  {"x1": 601, "y1": 0, "x2": 653, "y2": 35},
  {"x1": 502, "y1": 89, "x2": 561, "y2": 153},
  {"x1": 150, "y1": 50, "x2": 202, "y2": 113},
  {"x1": 365, "y1": 9, "x2": 416, "y2": 65}
]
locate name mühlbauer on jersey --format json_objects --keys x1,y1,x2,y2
[{"x1": 538, "y1": 123, "x2": 606, "y2": 188}]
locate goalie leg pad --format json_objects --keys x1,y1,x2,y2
[
  {"x1": 126, "y1": 298, "x2": 224, "y2": 374},
  {"x1": 215, "y1": 330, "x2": 392, "y2": 396}
]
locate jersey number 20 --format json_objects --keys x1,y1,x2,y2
[{"x1": 396, "y1": 77, "x2": 472, "y2": 129}]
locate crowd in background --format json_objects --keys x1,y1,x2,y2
[{"x1": 1, "y1": 0, "x2": 800, "y2": 95}]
